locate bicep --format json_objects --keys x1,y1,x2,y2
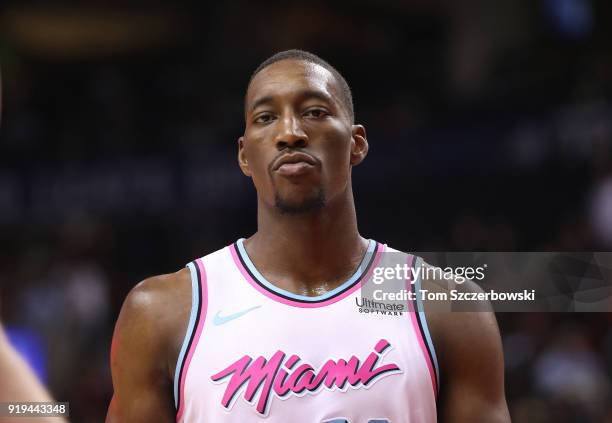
[
  {"x1": 438, "y1": 311, "x2": 510, "y2": 423},
  {"x1": 106, "y1": 284, "x2": 176, "y2": 423}
]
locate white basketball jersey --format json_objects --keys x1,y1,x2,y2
[{"x1": 173, "y1": 239, "x2": 439, "y2": 423}]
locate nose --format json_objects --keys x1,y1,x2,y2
[{"x1": 275, "y1": 114, "x2": 307, "y2": 150}]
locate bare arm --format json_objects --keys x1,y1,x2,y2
[
  {"x1": 423, "y1": 269, "x2": 510, "y2": 423},
  {"x1": 0, "y1": 324, "x2": 67, "y2": 423},
  {"x1": 106, "y1": 270, "x2": 191, "y2": 423},
  {"x1": 436, "y1": 309, "x2": 510, "y2": 422}
]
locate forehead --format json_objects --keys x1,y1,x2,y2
[{"x1": 246, "y1": 59, "x2": 340, "y2": 110}]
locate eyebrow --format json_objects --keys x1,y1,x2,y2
[
  {"x1": 249, "y1": 89, "x2": 334, "y2": 113},
  {"x1": 250, "y1": 95, "x2": 274, "y2": 112}
]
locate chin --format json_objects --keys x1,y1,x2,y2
[{"x1": 274, "y1": 189, "x2": 326, "y2": 215}]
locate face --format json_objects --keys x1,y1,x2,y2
[{"x1": 239, "y1": 59, "x2": 368, "y2": 214}]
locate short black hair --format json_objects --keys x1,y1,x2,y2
[{"x1": 247, "y1": 49, "x2": 354, "y2": 123}]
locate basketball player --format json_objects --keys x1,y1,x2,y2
[{"x1": 106, "y1": 50, "x2": 510, "y2": 422}]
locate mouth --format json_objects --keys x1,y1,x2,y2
[{"x1": 273, "y1": 152, "x2": 318, "y2": 176}]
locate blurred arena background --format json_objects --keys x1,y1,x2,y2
[{"x1": 1, "y1": 1, "x2": 611, "y2": 422}]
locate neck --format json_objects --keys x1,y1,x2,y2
[{"x1": 244, "y1": 187, "x2": 369, "y2": 296}]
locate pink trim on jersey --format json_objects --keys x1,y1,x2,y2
[
  {"x1": 229, "y1": 242, "x2": 386, "y2": 308},
  {"x1": 176, "y1": 258, "x2": 208, "y2": 422},
  {"x1": 405, "y1": 255, "x2": 438, "y2": 399}
]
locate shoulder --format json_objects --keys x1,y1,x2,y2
[
  {"x1": 113, "y1": 268, "x2": 193, "y2": 380},
  {"x1": 121, "y1": 268, "x2": 192, "y2": 328},
  {"x1": 415, "y1": 259, "x2": 499, "y2": 356}
]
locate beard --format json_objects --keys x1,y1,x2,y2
[{"x1": 274, "y1": 187, "x2": 326, "y2": 215}]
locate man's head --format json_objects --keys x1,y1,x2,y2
[
  {"x1": 247, "y1": 50, "x2": 354, "y2": 124},
  {"x1": 238, "y1": 49, "x2": 368, "y2": 215}
]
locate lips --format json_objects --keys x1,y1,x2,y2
[{"x1": 272, "y1": 152, "x2": 318, "y2": 176}]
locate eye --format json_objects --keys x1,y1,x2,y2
[
  {"x1": 304, "y1": 108, "x2": 329, "y2": 119},
  {"x1": 254, "y1": 113, "x2": 275, "y2": 124}
]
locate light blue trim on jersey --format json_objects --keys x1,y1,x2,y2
[
  {"x1": 236, "y1": 238, "x2": 376, "y2": 302},
  {"x1": 414, "y1": 256, "x2": 440, "y2": 391},
  {"x1": 173, "y1": 262, "x2": 200, "y2": 409}
]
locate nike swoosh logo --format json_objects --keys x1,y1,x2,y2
[{"x1": 213, "y1": 305, "x2": 261, "y2": 326}]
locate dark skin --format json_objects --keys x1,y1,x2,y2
[
  {"x1": 238, "y1": 60, "x2": 370, "y2": 295},
  {"x1": 106, "y1": 59, "x2": 511, "y2": 422}
]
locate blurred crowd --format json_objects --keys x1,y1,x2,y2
[{"x1": 1, "y1": 0, "x2": 612, "y2": 421}]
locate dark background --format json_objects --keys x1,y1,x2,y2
[{"x1": 1, "y1": 1, "x2": 611, "y2": 422}]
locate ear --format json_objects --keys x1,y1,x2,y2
[
  {"x1": 350, "y1": 125, "x2": 368, "y2": 166},
  {"x1": 237, "y1": 136, "x2": 252, "y2": 177}
]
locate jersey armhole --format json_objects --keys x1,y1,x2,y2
[
  {"x1": 173, "y1": 259, "x2": 207, "y2": 419},
  {"x1": 408, "y1": 256, "x2": 441, "y2": 400}
]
